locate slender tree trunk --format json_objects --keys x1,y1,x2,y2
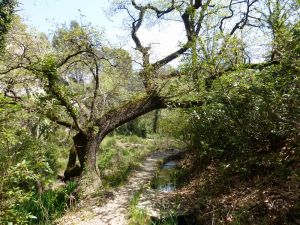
[{"x1": 152, "y1": 109, "x2": 160, "y2": 133}]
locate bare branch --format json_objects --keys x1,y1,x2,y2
[
  {"x1": 152, "y1": 44, "x2": 189, "y2": 69},
  {"x1": 204, "y1": 60, "x2": 280, "y2": 89},
  {"x1": 128, "y1": 0, "x2": 181, "y2": 70},
  {"x1": 150, "y1": 0, "x2": 212, "y2": 69},
  {"x1": 57, "y1": 50, "x2": 94, "y2": 68},
  {"x1": 161, "y1": 59, "x2": 280, "y2": 83},
  {"x1": 219, "y1": 0, "x2": 234, "y2": 32},
  {"x1": 229, "y1": 0, "x2": 259, "y2": 35}
]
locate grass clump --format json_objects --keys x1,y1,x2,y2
[{"x1": 129, "y1": 188, "x2": 152, "y2": 225}]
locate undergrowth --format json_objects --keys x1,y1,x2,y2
[
  {"x1": 179, "y1": 144, "x2": 300, "y2": 225},
  {"x1": 1, "y1": 181, "x2": 77, "y2": 225}
]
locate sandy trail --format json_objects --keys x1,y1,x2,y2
[{"x1": 57, "y1": 148, "x2": 183, "y2": 225}]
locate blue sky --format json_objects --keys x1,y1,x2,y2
[
  {"x1": 16, "y1": 0, "x2": 186, "y2": 65},
  {"x1": 17, "y1": 0, "x2": 113, "y2": 34}
]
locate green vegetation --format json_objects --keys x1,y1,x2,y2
[
  {"x1": 175, "y1": 20, "x2": 300, "y2": 225},
  {"x1": 0, "y1": 0, "x2": 17, "y2": 53},
  {"x1": 99, "y1": 134, "x2": 182, "y2": 187},
  {"x1": 0, "y1": 112, "x2": 181, "y2": 224},
  {"x1": 129, "y1": 188, "x2": 150, "y2": 225},
  {"x1": 0, "y1": 128, "x2": 73, "y2": 224},
  {"x1": 5, "y1": 181, "x2": 77, "y2": 225}
]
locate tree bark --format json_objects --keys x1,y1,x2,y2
[
  {"x1": 76, "y1": 132, "x2": 103, "y2": 199},
  {"x1": 63, "y1": 132, "x2": 88, "y2": 181},
  {"x1": 152, "y1": 109, "x2": 160, "y2": 133},
  {"x1": 64, "y1": 95, "x2": 165, "y2": 195}
]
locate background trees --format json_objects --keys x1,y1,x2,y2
[{"x1": 0, "y1": 0, "x2": 290, "y2": 193}]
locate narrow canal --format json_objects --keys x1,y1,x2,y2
[{"x1": 151, "y1": 160, "x2": 180, "y2": 192}]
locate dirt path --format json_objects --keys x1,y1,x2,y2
[{"x1": 57, "y1": 148, "x2": 184, "y2": 225}]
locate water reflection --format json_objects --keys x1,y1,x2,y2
[{"x1": 153, "y1": 160, "x2": 179, "y2": 192}]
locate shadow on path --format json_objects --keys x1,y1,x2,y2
[{"x1": 57, "y1": 149, "x2": 184, "y2": 225}]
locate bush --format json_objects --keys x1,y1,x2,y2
[
  {"x1": 190, "y1": 62, "x2": 300, "y2": 164},
  {"x1": 0, "y1": 131, "x2": 65, "y2": 224},
  {"x1": 1, "y1": 181, "x2": 77, "y2": 224}
]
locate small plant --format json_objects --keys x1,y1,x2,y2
[{"x1": 129, "y1": 188, "x2": 152, "y2": 225}]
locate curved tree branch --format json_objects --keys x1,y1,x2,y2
[
  {"x1": 96, "y1": 93, "x2": 203, "y2": 136},
  {"x1": 229, "y1": 0, "x2": 259, "y2": 35},
  {"x1": 44, "y1": 112, "x2": 76, "y2": 129}
]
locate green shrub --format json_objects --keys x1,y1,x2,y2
[
  {"x1": 190, "y1": 67, "x2": 300, "y2": 163},
  {"x1": 1, "y1": 181, "x2": 77, "y2": 225},
  {"x1": 0, "y1": 131, "x2": 66, "y2": 224}
]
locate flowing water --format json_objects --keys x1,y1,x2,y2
[
  {"x1": 149, "y1": 158, "x2": 199, "y2": 225},
  {"x1": 152, "y1": 160, "x2": 180, "y2": 192}
]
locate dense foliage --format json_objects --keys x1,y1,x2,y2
[
  {"x1": 0, "y1": 98, "x2": 75, "y2": 223},
  {"x1": 191, "y1": 21, "x2": 299, "y2": 162},
  {"x1": 178, "y1": 20, "x2": 300, "y2": 224},
  {"x1": 0, "y1": 0, "x2": 16, "y2": 53}
]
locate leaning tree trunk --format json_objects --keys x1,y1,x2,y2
[{"x1": 63, "y1": 95, "x2": 168, "y2": 198}]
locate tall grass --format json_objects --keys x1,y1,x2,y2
[{"x1": 10, "y1": 181, "x2": 77, "y2": 225}]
